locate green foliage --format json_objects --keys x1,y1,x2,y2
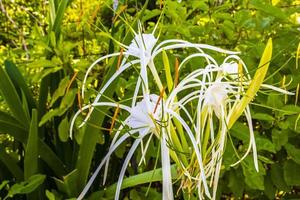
[{"x1": 0, "y1": 0, "x2": 299, "y2": 199}]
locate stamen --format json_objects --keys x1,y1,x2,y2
[
  {"x1": 66, "y1": 71, "x2": 78, "y2": 93},
  {"x1": 110, "y1": 104, "x2": 120, "y2": 134},
  {"x1": 117, "y1": 48, "x2": 124, "y2": 70},
  {"x1": 154, "y1": 87, "x2": 165, "y2": 114}
]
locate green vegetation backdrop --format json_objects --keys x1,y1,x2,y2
[{"x1": 0, "y1": 0, "x2": 299, "y2": 199}]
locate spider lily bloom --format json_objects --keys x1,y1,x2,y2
[
  {"x1": 79, "y1": 27, "x2": 238, "y2": 127},
  {"x1": 70, "y1": 27, "x2": 293, "y2": 200}
]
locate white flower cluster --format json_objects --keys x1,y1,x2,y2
[{"x1": 71, "y1": 25, "x2": 292, "y2": 200}]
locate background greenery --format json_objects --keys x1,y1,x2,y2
[{"x1": 0, "y1": 0, "x2": 299, "y2": 199}]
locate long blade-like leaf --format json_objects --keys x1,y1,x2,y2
[
  {"x1": 4, "y1": 60, "x2": 36, "y2": 112},
  {"x1": 228, "y1": 38, "x2": 273, "y2": 128},
  {"x1": 0, "y1": 145, "x2": 23, "y2": 182},
  {"x1": 24, "y1": 109, "x2": 39, "y2": 180},
  {"x1": 0, "y1": 65, "x2": 30, "y2": 128},
  {"x1": 0, "y1": 110, "x2": 27, "y2": 143}
]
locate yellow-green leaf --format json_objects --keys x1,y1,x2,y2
[
  {"x1": 228, "y1": 38, "x2": 272, "y2": 128},
  {"x1": 162, "y1": 50, "x2": 173, "y2": 92}
]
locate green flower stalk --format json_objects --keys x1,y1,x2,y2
[{"x1": 70, "y1": 26, "x2": 293, "y2": 200}]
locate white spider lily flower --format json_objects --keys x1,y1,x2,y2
[
  {"x1": 127, "y1": 94, "x2": 160, "y2": 133},
  {"x1": 127, "y1": 33, "x2": 157, "y2": 65},
  {"x1": 203, "y1": 81, "x2": 229, "y2": 118},
  {"x1": 221, "y1": 62, "x2": 239, "y2": 79}
]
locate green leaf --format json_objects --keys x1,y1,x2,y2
[
  {"x1": 58, "y1": 116, "x2": 69, "y2": 142},
  {"x1": 59, "y1": 89, "x2": 76, "y2": 110},
  {"x1": 0, "y1": 64, "x2": 30, "y2": 128},
  {"x1": 0, "y1": 180, "x2": 9, "y2": 191},
  {"x1": 32, "y1": 67, "x2": 62, "y2": 82},
  {"x1": 231, "y1": 122, "x2": 275, "y2": 153},
  {"x1": 191, "y1": 1, "x2": 209, "y2": 11},
  {"x1": 6, "y1": 174, "x2": 46, "y2": 198},
  {"x1": 228, "y1": 168, "x2": 244, "y2": 198},
  {"x1": 283, "y1": 160, "x2": 300, "y2": 186},
  {"x1": 50, "y1": 76, "x2": 70, "y2": 107},
  {"x1": 228, "y1": 38, "x2": 272, "y2": 128},
  {"x1": 270, "y1": 163, "x2": 290, "y2": 191},
  {"x1": 264, "y1": 173, "x2": 276, "y2": 199},
  {"x1": 250, "y1": 0, "x2": 287, "y2": 20},
  {"x1": 24, "y1": 109, "x2": 39, "y2": 180},
  {"x1": 0, "y1": 110, "x2": 27, "y2": 143},
  {"x1": 39, "y1": 89, "x2": 76, "y2": 126},
  {"x1": 252, "y1": 113, "x2": 274, "y2": 121},
  {"x1": 0, "y1": 145, "x2": 23, "y2": 182},
  {"x1": 28, "y1": 57, "x2": 62, "y2": 68},
  {"x1": 46, "y1": 190, "x2": 56, "y2": 200},
  {"x1": 39, "y1": 109, "x2": 62, "y2": 126},
  {"x1": 54, "y1": 169, "x2": 78, "y2": 197},
  {"x1": 284, "y1": 144, "x2": 300, "y2": 165},
  {"x1": 255, "y1": 136, "x2": 276, "y2": 153},
  {"x1": 162, "y1": 50, "x2": 173, "y2": 92},
  {"x1": 242, "y1": 158, "x2": 265, "y2": 190},
  {"x1": 52, "y1": 0, "x2": 69, "y2": 36},
  {"x1": 272, "y1": 129, "x2": 288, "y2": 151},
  {"x1": 38, "y1": 140, "x2": 67, "y2": 176},
  {"x1": 104, "y1": 165, "x2": 177, "y2": 196},
  {"x1": 4, "y1": 60, "x2": 36, "y2": 111}
]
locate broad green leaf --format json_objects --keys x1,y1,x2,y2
[
  {"x1": 252, "y1": 113, "x2": 274, "y2": 121},
  {"x1": 228, "y1": 168, "x2": 244, "y2": 198},
  {"x1": 58, "y1": 116, "x2": 69, "y2": 142},
  {"x1": 59, "y1": 89, "x2": 77, "y2": 110},
  {"x1": 0, "y1": 180, "x2": 9, "y2": 191},
  {"x1": 32, "y1": 67, "x2": 62, "y2": 82},
  {"x1": 191, "y1": 1, "x2": 209, "y2": 11},
  {"x1": 39, "y1": 109, "x2": 63, "y2": 126},
  {"x1": 270, "y1": 163, "x2": 290, "y2": 191},
  {"x1": 283, "y1": 160, "x2": 300, "y2": 186},
  {"x1": 46, "y1": 190, "x2": 56, "y2": 200},
  {"x1": 0, "y1": 65, "x2": 30, "y2": 128},
  {"x1": 264, "y1": 173, "x2": 276, "y2": 199},
  {"x1": 50, "y1": 76, "x2": 70, "y2": 107},
  {"x1": 6, "y1": 174, "x2": 46, "y2": 198},
  {"x1": 24, "y1": 109, "x2": 39, "y2": 180},
  {"x1": 284, "y1": 144, "x2": 300, "y2": 165},
  {"x1": 272, "y1": 129, "x2": 288, "y2": 151},
  {"x1": 250, "y1": 0, "x2": 287, "y2": 20},
  {"x1": 228, "y1": 38, "x2": 272, "y2": 129},
  {"x1": 242, "y1": 158, "x2": 265, "y2": 190},
  {"x1": 39, "y1": 89, "x2": 76, "y2": 126},
  {"x1": 255, "y1": 137, "x2": 276, "y2": 153}
]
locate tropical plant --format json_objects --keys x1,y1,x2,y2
[{"x1": 0, "y1": 0, "x2": 300, "y2": 200}]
